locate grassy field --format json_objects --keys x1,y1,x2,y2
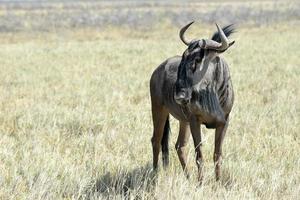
[
  {"x1": 0, "y1": 23, "x2": 299, "y2": 200},
  {"x1": 0, "y1": 1, "x2": 300, "y2": 200}
]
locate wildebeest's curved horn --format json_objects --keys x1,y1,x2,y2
[
  {"x1": 179, "y1": 21, "x2": 194, "y2": 46},
  {"x1": 198, "y1": 39, "x2": 222, "y2": 49},
  {"x1": 214, "y1": 23, "x2": 229, "y2": 50}
]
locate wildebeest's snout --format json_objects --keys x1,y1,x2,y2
[{"x1": 174, "y1": 89, "x2": 191, "y2": 105}]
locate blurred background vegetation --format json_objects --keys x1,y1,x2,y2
[{"x1": 0, "y1": 0, "x2": 298, "y2": 32}]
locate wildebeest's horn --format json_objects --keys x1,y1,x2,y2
[
  {"x1": 198, "y1": 39, "x2": 222, "y2": 49},
  {"x1": 215, "y1": 23, "x2": 229, "y2": 50},
  {"x1": 179, "y1": 21, "x2": 194, "y2": 46}
]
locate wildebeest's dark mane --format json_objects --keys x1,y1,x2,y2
[{"x1": 211, "y1": 24, "x2": 236, "y2": 43}]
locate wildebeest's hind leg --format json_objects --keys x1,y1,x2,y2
[
  {"x1": 190, "y1": 117, "x2": 204, "y2": 183},
  {"x1": 151, "y1": 103, "x2": 169, "y2": 170},
  {"x1": 214, "y1": 114, "x2": 229, "y2": 181},
  {"x1": 175, "y1": 121, "x2": 190, "y2": 178}
]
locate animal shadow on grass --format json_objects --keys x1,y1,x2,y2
[{"x1": 82, "y1": 163, "x2": 157, "y2": 199}]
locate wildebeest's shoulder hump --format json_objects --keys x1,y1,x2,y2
[{"x1": 164, "y1": 56, "x2": 181, "y2": 72}]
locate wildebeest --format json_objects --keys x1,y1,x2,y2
[{"x1": 150, "y1": 22, "x2": 235, "y2": 182}]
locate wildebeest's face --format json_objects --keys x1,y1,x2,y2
[
  {"x1": 174, "y1": 22, "x2": 235, "y2": 106},
  {"x1": 174, "y1": 43, "x2": 218, "y2": 105}
]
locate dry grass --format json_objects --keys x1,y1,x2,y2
[{"x1": 0, "y1": 23, "x2": 299, "y2": 199}]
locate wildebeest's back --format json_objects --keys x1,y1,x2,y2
[{"x1": 150, "y1": 56, "x2": 181, "y2": 105}]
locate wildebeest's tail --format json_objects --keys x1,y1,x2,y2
[{"x1": 161, "y1": 115, "x2": 170, "y2": 168}]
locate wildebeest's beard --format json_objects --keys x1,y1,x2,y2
[{"x1": 191, "y1": 86, "x2": 226, "y2": 125}]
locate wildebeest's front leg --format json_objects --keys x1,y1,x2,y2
[
  {"x1": 175, "y1": 121, "x2": 190, "y2": 178},
  {"x1": 214, "y1": 115, "x2": 229, "y2": 181},
  {"x1": 190, "y1": 116, "x2": 203, "y2": 183}
]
